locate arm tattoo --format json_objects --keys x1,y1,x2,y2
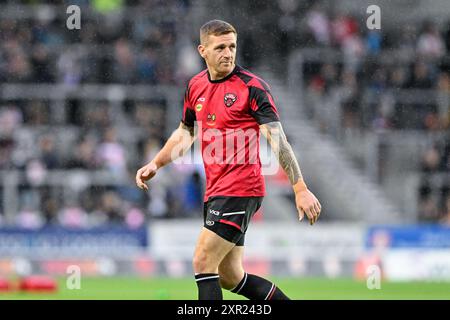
[{"x1": 262, "y1": 121, "x2": 303, "y2": 185}]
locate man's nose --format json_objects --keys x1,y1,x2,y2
[{"x1": 222, "y1": 47, "x2": 232, "y2": 58}]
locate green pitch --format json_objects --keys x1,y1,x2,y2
[{"x1": 1, "y1": 277, "x2": 450, "y2": 300}]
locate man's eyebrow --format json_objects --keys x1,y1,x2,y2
[{"x1": 213, "y1": 43, "x2": 236, "y2": 49}]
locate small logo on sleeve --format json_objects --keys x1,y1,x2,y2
[{"x1": 224, "y1": 93, "x2": 237, "y2": 107}]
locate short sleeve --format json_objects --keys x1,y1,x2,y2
[
  {"x1": 248, "y1": 85, "x2": 280, "y2": 125},
  {"x1": 181, "y1": 84, "x2": 196, "y2": 127}
]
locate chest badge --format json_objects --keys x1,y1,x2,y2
[
  {"x1": 207, "y1": 113, "x2": 216, "y2": 126},
  {"x1": 224, "y1": 93, "x2": 237, "y2": 107}
]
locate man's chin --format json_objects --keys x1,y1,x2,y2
[{"x1": 220, "y1": 64, "x2": 234, "y2": 73}]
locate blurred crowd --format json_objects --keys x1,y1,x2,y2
[
  {"x1": 418, "y1": 137, "x2": 450, "y2": 224},
  {"x1": 0, "y1": 99, "x2": 205, "y2": 228},
  {"x1": 301, "y1": 10, "x2": 450, "y2": 132},
  {"x1": 0, "y1": 0, "x2": 198, "y2": 86},
  {"x1": 281, "y1": 2, "x2": 450, "y2": 225},
  {"x1": 0, "y1": 0, "x2": 204, "y2": 228}
]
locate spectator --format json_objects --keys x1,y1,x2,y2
[
  {"x1": 96, "y1": 127, "x2": 127, "y2": 178},
  {"x1": 406, "y1": 61, "x2": 433, "y2": 89},
  {"x1": 113, "y1": 38, "x2": 136, "y2": 84},
  {"x1": 137, "y1": 47, "x2": 158, "y2": 84},
  {"x1": 342, "y1": 30, "x2": 365, "y2": 73},
  {"x1": 306, "y1": 3, "x2": 330, "y2": 46},
  {"x1": 58, "y1": 201, "x2": 89, "y2": 228},
  {"x1": 441, "y1": 195, "x2": 450, "y2": 225},
  {"x1": 418, "y1": 194, "x2": 440, "y2": 222},
  {"x1": 31, "y1": 44, "x2": 54, "y2": 83},
  {"x1": 417, "y1": 21, "x2": 445, "y2": 60},
  {"x1": 66, "y1": 136, "x2": 98, "y2": 169},
  {"x1": 38, "y1": 134, "x2": 60, "y2": 169},
  {"x1": 421, "y1": 144, "x2": 441, "y2": 173},
  {"x1": 366, "y1": 30, "x2": 382, "y2": 55},
  {"x1": 437, "y1": 72, "x2": 450, "y2": 128}
]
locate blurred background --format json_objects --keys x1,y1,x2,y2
[{"x1": 0, "y1": 0, "x2": 449, "y2": 298}]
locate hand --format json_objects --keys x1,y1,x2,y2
[
  {"x1": 295, "y1": 189, "x2": 322, "y2": 225},
  {"x1": 135, "y1": 161, "x2": 158, "y2": 191}
]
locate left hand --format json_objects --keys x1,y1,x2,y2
[{"x1": 295, "y1": 189, "x2": 322, "y2": 225}]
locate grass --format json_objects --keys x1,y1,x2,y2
[{"x1": 1, "y1": 277, "x2": 450, "y2": 300}]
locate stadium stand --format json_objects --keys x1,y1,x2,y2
[
  {"x1": 0, "y1": 0, "x2": 203, "y2": 227},
  {"x1": 0, "y1": 0, "x2": 449, "y2": 226},
  {"x1": 277, "y1": 1, "x2": 450, "y2": 223}
]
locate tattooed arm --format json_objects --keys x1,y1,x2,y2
[
  {"x1": 136, "y1": 121, "x2": 196, "y2": 190},
  {"x1": 260, "y1": 121, "x2": 303, "y2": 185},
  {"x1": 260, "y1": 121, "x2": 322, "y2": 224}
]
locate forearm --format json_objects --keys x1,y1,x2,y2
[
  {"x1": 152, "y1": 123, "x2": 195, "y2": 169},
  {"x1": 261, "y1": 122, "x2": 321, "y2": 224},
  {"x1": 277, "y1": 136, "x2": 303, "y2": 185},
  {"x1": 261, "y1": 122, "x2": 306, "y2": 190}
]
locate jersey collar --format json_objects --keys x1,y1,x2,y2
[{"x1": 207, "y1": 65, "x2": 241, "y2": 83}]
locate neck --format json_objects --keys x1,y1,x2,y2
[{"x1": 208, "y1": 64, "x2": 235, "y2": 81}]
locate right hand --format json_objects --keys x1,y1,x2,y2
[{"x1": 135, "y1": 161, "x2": 158, "y2": 191}]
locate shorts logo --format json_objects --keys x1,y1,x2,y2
[
  {"x1": 224, "y1": 93, "x2": 237, "y2": 107},
  {"x1": 206, "y1": 220, "x2": 214, "y2": 226},
  {"x1": 209, "y1": 209, "x2": 220, "y2": 216}
]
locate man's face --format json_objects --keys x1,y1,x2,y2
[{"x1": 198, "y1": 33, "x2": 237, "y2": 77}]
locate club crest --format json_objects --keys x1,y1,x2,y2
[{"x1": 224, "y1": 93, "x2": 237, "y2": 107}]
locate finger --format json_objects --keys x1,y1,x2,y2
[
  {"x1": 136, "y1": 168, "x2": 143, "y2": 184},
  {"x1": 138, "y1": 181, "x2": 148, "y2": 191},
  {"x1": 302, "y1": 210, "x2": 312, "y2": 225},
  {"x1": 309, "y1": 205, "x2": 317, "y2": 222},
  {"x1": 143, "y1": 168, "x2": 156, "y2": 180},
  {"x1": 135, "y1": 170, "x2": 148, "y2": 190},
  {"x1": 310, "y1": 206, "x2": 319, "y2": 224},
  {"x1": 298, "y1": 208, "x2": 304, "y2": 221},
  {"x1": 309, "y1": 205, "x2": 317, "y2": 218},
  {"x1": 314, "y1": 202, "x2": 321, "y2": 218},
  {"x1": 142, "y1": 167, "x2": 151, "y2": 178},
  {"x1": 136, "y1": 177, "x2": 143, "y2": 189},
  {"x1": 305, "y1": 207, "x2": 315, "y2": 222}
]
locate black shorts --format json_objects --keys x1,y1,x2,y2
[{"x1": 203, "y1": 196, "x2": 263, "y2": 246}]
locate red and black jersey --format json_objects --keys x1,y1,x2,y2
[{"x1": 182, "y1": 65, "x2": 280, "y2": 201}]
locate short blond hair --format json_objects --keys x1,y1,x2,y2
[{"x1": 200, "y1": 20, "x2": 237, "y2": 45}]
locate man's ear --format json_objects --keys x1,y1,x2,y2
[{"x1": 198, "y1": 44, "x2": 206, "y2": 59}]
